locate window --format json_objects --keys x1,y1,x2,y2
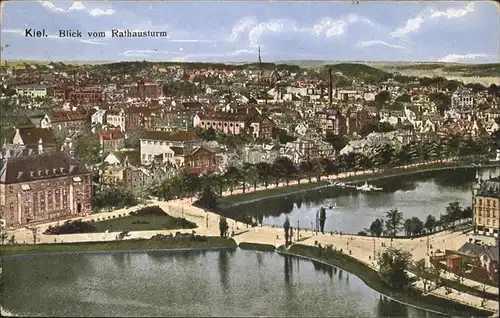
[
  {"x1": 478, "y1": 218, "x2": 482, "y2": 224},
  {"x1": 73, "y1": 176, "x2": 82, "y2": 182}
]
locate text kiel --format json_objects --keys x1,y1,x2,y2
[{"x1": 25, "y1": 29, "x2": 102, "y2": 38}]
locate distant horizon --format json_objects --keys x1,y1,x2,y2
[
  {"x1": 1, "y1": 58, "x2": 498, "y2": 66},
  {"x1": 2, "y1": 1, "x2": 499, "y2": 63}
]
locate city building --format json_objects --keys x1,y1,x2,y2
[
  {"x1": 473, "y1": 175, "x2": 500, "y2": 237},
  {"x1": 14, "y1": 84, "x2": 53, "y2": 98},
  {"x1": 0, "y1": 152, "x2": 92, "y2": 229},
  {"x1": 451, "y1": 87, "x2": 474, "y2": 111},
  {"x1": 139, "y1": 130, "x2": 201, "y2": 165}
]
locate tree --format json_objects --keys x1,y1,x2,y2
[
  {"x1": 299, "y1": 160, "x2": 313, "y2": 183},
  {"x1": 385, "y1": 209, "x2": 403, "y2": 237},
  {"x1": 396, "y1": 93, "x2": 411, "y2": 103},
  {"x1": 378, "y1": 247, "x2": 412, "y2": 289},
  {"x1": 375, "y1": 91, "x2": 391, "y2": 106},
  {"x1": 219, "y1": 216, "x2": 229, "y2": 238},
  {"x1": 283, "y1": 216, "x2": 291, "y2": 245},
  {"x1": 199, "y1": 185, "x2": 217, "y2": 209},
  {"x1": 8, "y1": 234, "x2": 16, "y2": 245},
  {"x1": 445, "y1": 201, "x2": 463, "y2": 226},
  {"x1": 319, "y1": 207, "x2": 326, "y2": 234},
  {"x1": 369, "y1": 218, "x2": 384, "y2": 237},
  {"x1": 415, "y1": 259, "x2": 429, "y2": 292},
  {"x1": 461, "y1": 206, "x2": 473, "y2": 221},
  {"x1": 224, "y1": 166, "x2": 241, "y2": 194},
  {"x1": 30, "y1": 227, "x2": 39, "y2": 244},
  {"x1": 410, "y1": 217, "x2": 424, "y2": 236},
  {"x1": 424, "y1": 215, "x2": 437, "y2": 233},
  {"x1": 0, "y1": 231, "x2": 7, "y2": 245},
  {"x1": 404, "y1": 218, "x2": 414, "y2": 237},
  {"x1": 243, "y1": 164, "x2": 260, "y2": 191},
  {"x1": 74, "y1": 134, "x2": 101, "y2": 166},
  {"x1": 324, "y1": 133, "x2": 348, "y2": 153}
]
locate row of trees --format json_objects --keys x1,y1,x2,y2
[
  {"x1": 153, "y1": 133, "x2": 492, "y2": 211},
  {"x1": 365, "y1": 201, "x2": 473, "y2": 238}
]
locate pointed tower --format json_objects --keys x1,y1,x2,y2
[{"x1": 258, "y1": 46, "x2": 262, "y2": 86}]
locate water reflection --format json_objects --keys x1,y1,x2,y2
[
  {"x1": 3, "y1": 250, "x2": 449, "y2": 317},
  {"x1": 221, "y1": 168, "x2": 495, "y2": 233},
  {"x1": 219, "y1": 250, "x2": 230, "y2": 291},
  {"x1": 377, "y1": 295, "x2": 409, "y2": 318}
]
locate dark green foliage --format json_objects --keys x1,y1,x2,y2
[
  {"x1": 378, "y1": 248, "x2": 413, "y2": 289},
  {"x1": 93, "y1": 186, "x2": 138, "y2": 210},
  {"x1": 219, "y1": 216, "x2": 229, "y2": 238},
  {"x1": 319, "y1": 207, "x2": 326, "y2": 234},
  {"x1": 370, "y1": 218, "x2": 384, "y2": 237},
  {"x1": 44, "y1": 220, "x2": 97, "y2": 235},
  {"x1": 129, "y1": 205, "x2": 166, "y2": 216}
]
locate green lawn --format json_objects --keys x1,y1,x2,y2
[
  {"x1": 0, "y1": 237, "x2": 237, "y2": 257},
  {"x1": 90, "y1": 214, "x2": 197, "y2": 232}
]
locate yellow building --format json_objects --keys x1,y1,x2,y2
[{"x1": 473, "y1": 176, "x2": 500, "y2": 238}]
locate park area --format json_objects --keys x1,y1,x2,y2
[{"x1": 43, "y1": 206, "x2": 197, "y2": 235}]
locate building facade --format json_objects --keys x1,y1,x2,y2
[
  {"x1": 0, "y1": 152, "x2": 92, "y2": 229},
  {"x1": 473, "y1": 176, "x2": 500, "y2": 237}
]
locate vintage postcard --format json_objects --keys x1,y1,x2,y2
[{"x1": 0, "y1": 1, "x2": 499, "y2": 317}]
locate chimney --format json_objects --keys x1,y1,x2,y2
[{"x1": 328, "y1": 67, "x2": 333, "y2": 106}]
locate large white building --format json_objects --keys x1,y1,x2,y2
[
  {"x1": 14, "y1": 84, "x2": 52, "y2": 98},
  {"x1": 139, "y1": 130, "x2": 201, "y2": 165},
  {"x1": 451, "y1": 87, "x2": 474, "y2": 111}
]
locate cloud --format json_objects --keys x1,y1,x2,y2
[
  {"x1": 38, "y1": 1, "x2": 65, "y2": 13},
  {"x1": 68, "y1": 1, "x2": 86, "y2": 11},
  {"x1": 230, "y1": 14, "x2": 377, "y2": 49},
  {"x1": 390, "y1": 16, "x2": 424, "y2": 38},
  {"x1": 391, "y1": 2, "x2": 476, "y2": 38},
  {"x1": 357, "y1": 40, "x2": 406, "y2": 50},
  {"x1": 438, "y1": 53, "x2": 490, "y2": 63},
  {"x1": 228, "y1": 17, "x2": 258, "y2": 42},
  {"x1": 430, "y1": 2, "x2": 474, "y2": 19},
  {"x1": 89, "y1": 8, "x2": 115, "y2": 16}
]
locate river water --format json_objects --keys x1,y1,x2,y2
[
  {"x1": 1, "y1": 249, "x2": 442, "y2": 317},
  {"x1": 221, "y1": 167, "x2": 500, "y2": 234}
]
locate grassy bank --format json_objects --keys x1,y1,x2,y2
[
  {"x1": 0, "y1": 237, "x2": 237, "y2": 257},
  {"x1": 238, "y1": 242, "x2": 276, "y2": 252},
  {"x1": 218, "y1": 162, "x2": 498, "y2": 206},
  {"x1": 218, "y1": 181, "x2": 329, "y2": 206},
  {"x1": 281, "y1": 244, "x2": 493, "y2": 317}
]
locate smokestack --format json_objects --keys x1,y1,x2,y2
[{"x1": 328, "y1": 67, "x2": 333, "y2": 106}]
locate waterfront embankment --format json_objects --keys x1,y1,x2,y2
[
  {"x1": 218, "y1": 161, "x2": 499, "y2": 207},
  {"x1": 278, "y1": 244, "x2": 494, "y2": 317}
]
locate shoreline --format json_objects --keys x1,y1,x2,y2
[
  {"x1": 217, "y1": 162, "x2": 499, "y2": 207},
  {"x1": 279, "y1": 244, "x2": 495, "y2": 317},
  {"x1": 1, "y1": 242, "x2": 494, "y2": 317}
]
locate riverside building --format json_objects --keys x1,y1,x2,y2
[
  {"x1": 473, "y1": 174, "x2": 500, "y2": 238},
  {"x1": 0, "y1": 152, "x2": 92, "y2": 229}
]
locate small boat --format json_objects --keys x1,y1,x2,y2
[
  {"x1": 328, "y1": 202, "x2": 338, "y2": 209},
  {"x1": 330, "y1": 181, "x2": 346, "y2": 188},
  {"x1": 356, "y1": 182, "x2": 383, "y2": 192}
]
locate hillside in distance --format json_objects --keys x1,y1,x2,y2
[{"x1": 276, "y1": 60, "x2": 500, "y2": 86}]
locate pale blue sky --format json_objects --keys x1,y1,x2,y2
[{"x1": 1, "y1": 1, "x2": 499, "y2": 63}]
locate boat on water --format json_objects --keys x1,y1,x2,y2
[
  {"x1": 328, "y1": 202, "x2": 338, "y2": 209},
  {"x1": 356, "y1": 182, "x2": 383, "y2": 192},
  {"x1": 330, "y1": 181, "x2": 346, "y2": 188}
]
